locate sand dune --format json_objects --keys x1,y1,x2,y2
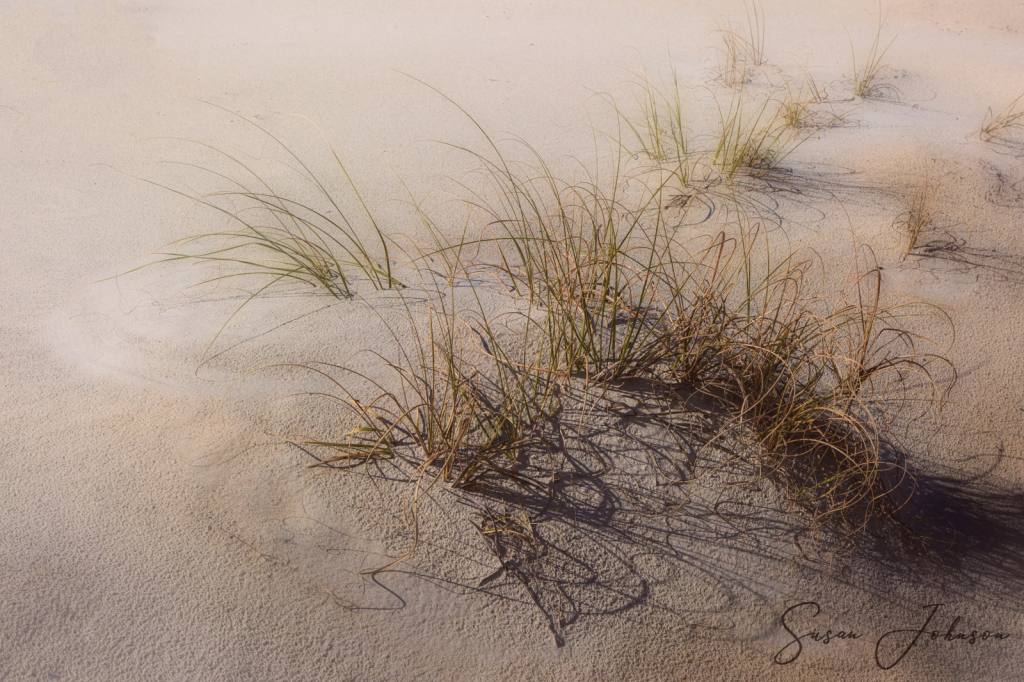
[{"x1": 2, "y1": 1, "x2": 1023, "y2": 679}]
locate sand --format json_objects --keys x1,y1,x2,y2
[{"x1": 2, "y1": 1, "x2": 1023, "y2": 679}]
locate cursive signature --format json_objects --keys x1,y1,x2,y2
[
  {"x1": 773, "y1": 601, "x2": 1011, "y2": 669},
  {"x1": 875, "y1": 603, "x2": 1011, "y2": 670},
  {"x1": 774, "y1": 602, "x2": 862, "y2": 665}
]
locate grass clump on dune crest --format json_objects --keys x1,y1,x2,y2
[
  {"x1": 283, "y1": 99, "x2": 955, "y2": 559},
  {"x1": 144, "y1": 79, "x2": 957, "y2": 572}
]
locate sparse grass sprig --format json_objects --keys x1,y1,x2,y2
[
  {"x1": 614, "y1": 66, "x2": 691, "y2": 178},
  {"x1": 780, "y1": 73, "x2": 847, "y2": 130},
  {"x1": 980, "y1": 93, "x2": 1024, "y2": 142},
  {"x1": 715, "y1": 0, "x2": 767, "y2": 85},
  {"x1": 711, "y1": 86, "x2": 811, "y2": 181},
  {"x1": 847, "y1": 2, "x2": 900, "y2": 100},
  {"x1": 780, "y1": 81, "x2": 814, "y2": 130},
  {"x1": 896, "y1": 178, "x2": 938, "y2": 257}
]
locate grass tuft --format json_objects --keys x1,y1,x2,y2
[
  {"x1": 980, "y1": 93, "x2": 1024, "y2": 143},
  {"x1": 711, "y1": 85, "x2": 810, "y2": 181},
  {"x1": 715, "y1": 0, "x2": 767, "y2": 86},
  {"x1": 780, "y1": 72, "x2": 846, "y2": 130},
  {"x1": 610, "y1": 72, "x2": 812, "y2": 190},
  {"x1": 123, "y1": 107, "x2": 404, "y2": 362},
  {"x1": 847, "y1": 2, "x2": 900, "y2": 100},
  {"x1": 896, "y1": 178, "x2": 938, "y2": 257},
  {"x1": 616, "y1": 66, "x2": 690, "y2": 174}
]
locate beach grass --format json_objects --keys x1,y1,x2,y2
[
  {"x1": 611, "y1": 69, "x2": 811, "y2": 191},
  {"x1": 780, "y1": 72, "x2": 846, "y2": 130},
  {"x1": 120, "y1": 108, "x2": 404, "y2": 361},
  {"x1": 715, "y1": 0, "x2": 767, "y2": 85},
  {"x1": 709, "y1": 84, "x2": 811, "y2": 181},
  {"x1": 847, "y1": 2, "x2": 900, "y2": 100},
  {"x1": 275, "y1": 93, "x2": 954, "y2": 563},
  {"x1": 142, "y1": 72, "x2": 958, "y2": 568},
  {"x1": 897, "y1": 177, "x2": 938, "y2": 257},
  {"x1": 981, "y1": 93, "x2": 1024, "y2": 142}
]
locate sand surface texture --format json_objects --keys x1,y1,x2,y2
[{"x1": 3, "y1": 1, "x2": 1024, "y2": 680}]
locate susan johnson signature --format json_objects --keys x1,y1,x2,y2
[{"x1": 773, "y1": 601, "x2": 1011, "y2": 669}]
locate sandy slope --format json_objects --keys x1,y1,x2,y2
[{"x1": 2, "y1": 1, "x2": 1024, "y2": 679}]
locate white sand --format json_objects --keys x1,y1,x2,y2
[{"x1": 3, "y1": 1, "x2": 1023, "y2": 679}]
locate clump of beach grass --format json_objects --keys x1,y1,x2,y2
[
  {"x1": 404, "y1": 96, "x2": 953, "y2": 535},
  {"x1": 159, "y1": 83, "x2": 956, "y2": 573},
  {"x1": 123, "y1": 108, "x2": 404, "y2": 361},
  {"x1": 847, "y1": 2, "x2": 900, "y2": 100},
  {"x1": 275, "y1": 282, "x2": 566, "y2": 572},
  {"x1": 980, "y1": 93, "x2": 1024, "y2": 143},
  {"x1": 710, "y1": 85, "x2": 811, "y2": 181},
  {"x1": 611, "y1": 73, "x2": 811, "y2": 192},
  {"x1": 661, "y1": 236, "x2": 952, "y2": 528},
  {"x1": 715, "y1": 0, "x2": 767, "y2": 86}
]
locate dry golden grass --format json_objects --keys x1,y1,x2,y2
[
  {"x1": 897, "y1": 177, "x2": 938, "y2": 257},
  {"x1": 981, "y1": 93, "x2": 1024, "y2": 142},
  {"x1": 285, "y1": 112, "x2": 954, "y2": 561},
  {"x1": 847, "y1": 2, "x2": 900, "y2": 100},
  {"x1": 140, "y1": 76, "x2": 957, "y2": 573}
]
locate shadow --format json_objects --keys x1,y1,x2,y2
[
  {"x1": 908, "y1": 476, "x2": 1024, "y2": 581},
  {"x1": 340, "y1": 381, "x2": 818, "y2": 646},
  {"x1": 663, "y1": 161, "x2": 905, "y2": 235},
  {"x1": 748, "y1": 161, "x2": 909, "y2": 217},
  {"x1": 771, "y1": 433, "x2": 1024, "y2": 623},
  {"x1": 985, "y1": 135, "x2": 1024, "y2": 160},
  {"x1": 905, "y1": 231, "x2": 1024, "y2": 285},
  {"x1": 284, "y1": 375, "x2": 1024, "y2": 647},
  {"x1": 986, "y1": 164, "x2": 1024, "y2": 209}
]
